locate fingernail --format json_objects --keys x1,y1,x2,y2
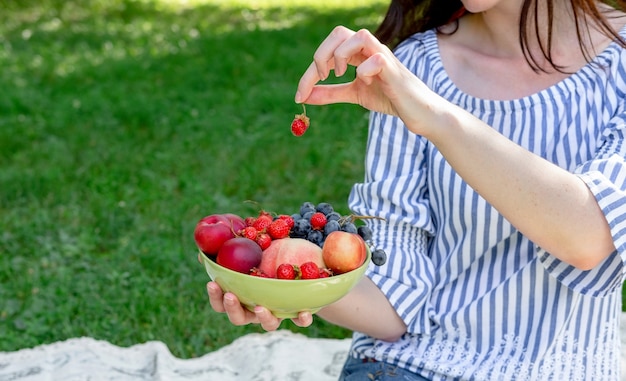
[
  {"x1": 224, "y1": 294, "x2": 236, "y2": 305},
  {"x1": 254, "y1": 306, "x2": 264, "y2": 314},
  {"x1": 295, "y1": 91, "x2": 302, "y2": 103}
]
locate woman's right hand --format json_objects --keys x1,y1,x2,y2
[
  {"x1": 206, "y1": 281, "x2": 315, "y2": 331},
  {"x1": 295, "y1": 26, "x2": 445, "y2": 138}
]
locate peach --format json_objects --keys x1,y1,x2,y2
[
  {"x1": 259, "y1": 238, "x2": 325, "y2": 278},
  {"x1": 322, "y1": 231, "x2": 367, "y2": 274}
]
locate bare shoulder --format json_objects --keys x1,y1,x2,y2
[{"x1": 436, "y1": 10, "x2": 626, "y2": 101}]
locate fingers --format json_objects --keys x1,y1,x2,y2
[
  {"x1": 252, "y1": 308, "x2": 313, "y2": 330},
  {"x1": 207, "y1": 281, "x2": 227, "y2": 313},
  {"x1": 356, "y1": 52, "x2": 387, "y2": 86},
  {"x1": 222, "y1": 293, "x2": 259, "y2": 326},
  {"x1": 301, "y1": 82, "x2": 358, "y2": 106},
  {"x1": 295, "y1": 61, "x2": 323, "y2": 103},
  {"x1": 291, "y1": 311, "x2": 314, "y2": 327},
  {"x1": 332, "y1": 28, "x2": 380, "y2": 76},
  {"x1": 295, "y1": 26, "x2": 388, "y2": 105},
  {"x1": 313, "y1": 26, "x2": 357, "y2": 79},
  {"x1": 295, "y1": 27, "x2": 358, "y2": 103},
  {"x1": 207, "y1": 282, "x2": 257, "y2": 324},
  {"x1": 253, "y1": 306, "x2": 283, "y2": 331},
  {"x1": 295, "y1": 27, "x2": 356, "y2": 103},
  {"x1": 206, "y1": 282, "x2": 285, "y2": 330}
]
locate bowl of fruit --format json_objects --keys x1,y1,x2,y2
[{"x1": 195, "y1": 202, "x2": 386, "y2": 318}]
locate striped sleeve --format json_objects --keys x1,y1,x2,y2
[
  {"x1": 348, "y1": 112, "x2": 436, "y2": 334},
  {"x1": 539, "y1": 110, "x2": 626, "y2": 296}
]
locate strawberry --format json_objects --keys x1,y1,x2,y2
[
  {"x1": 253, "y1": 214, "x2": 273, "y2": 232},
  {"x1": 276, "y1": 263, "x2": 297, "y2": 280},
  {"x1": 244, "y1": 216, "x2": 256, "y2": 227},
  {"x1": 239, "y1": 226, "x2": 258, "y2": 240},
  {"x1": 267, "y1": 218, "x2": 290, "y2": 239},
  {"x1": 319, "y1": 268, "x2": 332, "y2": 278},
  {"x1": 277, "y1": 214, "x2": 295, "y2": 229},
  {"x1": 255, "y1": 233, "x2": 272, "y2": 250},
  {"x1": 300, "y1": 261, "x2": 320, "y2": 279},
  {"x1": 310, "y1": 212, "x2": 327, "y2": 230},
  {"x1": 291, "y1": 118, "x2": 309, "y2": 136},
  {"x1": 250, "y1": 267, "x2": 270, "y2": 278},
  {"x1": 291, "y1": 104, "x2": 310, "y2": 137}
]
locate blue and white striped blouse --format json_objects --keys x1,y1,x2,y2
[{"x1": 347, "y1": 27, "x2": 626, "y2": 380}]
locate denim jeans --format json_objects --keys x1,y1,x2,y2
[{"x1": 338, "y1": 356, "x2": 431, "y2": 381}]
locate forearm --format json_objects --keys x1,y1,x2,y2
[
  {"x1": 317, "y1": 277, "x2": 406, "y2": 342},
  {"x1": 422, "y1": 104, "x2": 615, "y2": 269}
]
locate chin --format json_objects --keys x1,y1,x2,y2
[{"x1": 461, "y1": 0, "x2": 503, "y2": 13}]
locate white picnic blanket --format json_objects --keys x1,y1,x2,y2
[
  {"x1": 1, "y1": 313, "x2": 626, "y2": 381},
  {"x1": 0, "y1": 330, "x2": 350, "y2": 381}
]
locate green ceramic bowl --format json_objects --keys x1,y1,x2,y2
[{"x1": 201, "y1": 248, "x2": 370, "y2": 319}]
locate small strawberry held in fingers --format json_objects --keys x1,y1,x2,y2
[{"x1": 291, "y1": 104, "x2": 310, "y2": 137}]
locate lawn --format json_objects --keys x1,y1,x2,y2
[{"x1": 0, "y1": 0, "x2": 386, "y2": 358}]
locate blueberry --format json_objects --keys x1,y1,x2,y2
[
  {"x1": 300, "y1": 202, "x2": 316, "y2": 216},
  {"x1": 289, "y1": 230, "x2": 305, "y2": 239},
  {"x1": 307, "y1": 230, "x2": 324, "y2": 247},
  {"x1": 302, "y1": 211, "x2": 315, "y2": 221},
  {"x1": 291, "y1": 213, "x2": 302, "y2": 221},
  {"x1": 291, "y1": 218, "x2": 311, "y2": 238},
  {"x1": 357, "y1": 226, "x2": 373, "y2": 242},
  {"x1": 325, "y1": 211, "x2": 341, "y2": 222},
  {"x1": 324, "y1": 220, "x2": 341, "y2": 236},
  {"x1": 341, "y1": 222, "x2": 358, "y2": 234},
  {"x1": 316, "y1": 202, "x2": 334, "y2": 216},
  {"x1": 371, "y1": 249, "x2": 387, "y2": 266}
]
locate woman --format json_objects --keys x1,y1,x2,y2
[{"x1": 208, "y1": 0, "x2": 626, "y2": 379}]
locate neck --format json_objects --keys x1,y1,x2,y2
[{"x1": 462, "y1": 1, "x2": 594, "y2": 71}]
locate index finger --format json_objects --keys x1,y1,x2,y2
[
  {"x1": 207, "y1": 281, "x2": 227, "y2": 313},
  {"x1": 313, "y1": 26, "x2": 356, "y2": 80},
  {"x1": 295, "y1": 26, "x2": 356, "y2": 103}
]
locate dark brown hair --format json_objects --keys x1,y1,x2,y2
[{"x1": 375, "y1": 0, "x2": 626, "y2": 72}]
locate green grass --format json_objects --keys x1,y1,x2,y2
[{"x1": 0, "y1": 0, "x2": 387, "y2": 358}]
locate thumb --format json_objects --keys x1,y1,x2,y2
[{"x1": 300, "y1": 82, "x2": 358, "y2": 106}]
